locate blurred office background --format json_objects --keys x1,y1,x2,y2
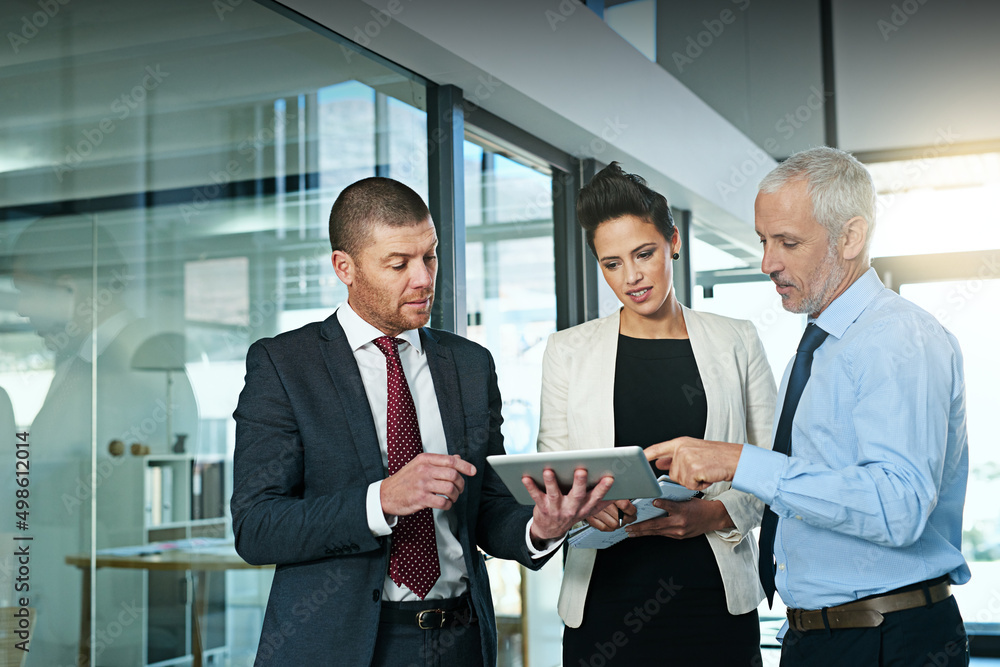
[{"x1": 0, "y1": 0, "x2": 998, "y2": 664}]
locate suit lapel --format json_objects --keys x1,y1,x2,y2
[
  {"x1": 588, "y1": 312, "x2": 620, "y2": 450},
  {"x1": 420, "y1": 329, "x2": 466, "y2": 460},
  {"x1": 319, "y1": 313, "x2": 385, "y2": 484},
  {"x1": 420, "y1": 329, "x2": 471, "y2": 537}
]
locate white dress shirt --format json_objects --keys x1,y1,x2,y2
[{"x1": 338, "y1": 302, "x2": 557, "y2": 602}]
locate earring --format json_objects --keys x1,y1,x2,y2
[{"x1": 672, "y1": 252, "x2": 680, "y2": 260}]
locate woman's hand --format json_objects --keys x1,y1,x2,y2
[
  {"x1": 586, "y1": 498, "x2": 638, "y2": 532},
  {"x1": 624, "y1": 498, "x2": 734, "y2": 540}
]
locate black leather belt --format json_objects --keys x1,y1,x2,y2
[
  {"x1": 786, "y1": 577, "x2": 952, "y2": 632},
  {"x1": 380, "y1": 596, "x2": 477, "y2": 630}
]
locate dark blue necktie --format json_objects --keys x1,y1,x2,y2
[{"x1": 758, "y1": 322, "x2": 829, "y2": 606}]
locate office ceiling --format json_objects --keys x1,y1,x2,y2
[
  {"x1": 1, "y1": 0, "x2": 997, "y2": 267},
  {"x1": 659, "y1": 0, "x2": 1000, "y2": 161}
]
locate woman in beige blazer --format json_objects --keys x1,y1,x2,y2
[{"x1": 538, "y1": 163, "x2": 776, "y2": 665}]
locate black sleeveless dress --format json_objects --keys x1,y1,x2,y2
[{"x1": 562, "y1": 335, "x2": 761, "y2": 666}]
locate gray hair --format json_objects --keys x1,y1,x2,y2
[{"x1": 758, "y1": 146, "x2": 877, "y2": 259}]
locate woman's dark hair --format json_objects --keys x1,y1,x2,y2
[{"x1": 576, "y1": 162, "x2": 675, "y2": 256}]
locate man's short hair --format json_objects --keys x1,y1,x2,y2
[
  {"x1": 758, "y1": 146, "x2": 877, "y2": 258},
  {"x1": 328, "y1": 177, "x2": 431, "y2": 256},
  {"x1": 576, "y1": 162, "x2": 676, "y2": 256}
]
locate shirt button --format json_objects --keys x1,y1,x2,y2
[
  {"x1": 778, "y1": 563, "x2": 786, "y2": 571},
  {"x1": 795, "y1": 515, "x2": 803, "y2": 520}
]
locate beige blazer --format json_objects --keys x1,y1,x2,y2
[{"x1": 537, "y1": 307, "x2": 777, "y2": 627}]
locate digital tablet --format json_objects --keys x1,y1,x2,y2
[{"x1": 487, "y1": 446, "x2": 661, "y2": 505}]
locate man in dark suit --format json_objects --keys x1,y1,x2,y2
[{"x1": 232, "y1": 177, "x2": 611, "y2": 666}]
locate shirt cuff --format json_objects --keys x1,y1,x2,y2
[
  {"x1": 525, "y1": 517, "x2": 565, "y2": 559},
  {"x1": 732, "y1": 444, "x2": 787, "y2": 506},
  {"x1": 713, "y1": 527, "x2": 743, "y2": 545},
  {"x1": 366, "y1": 480, "x2": 395, "y2": 537}
]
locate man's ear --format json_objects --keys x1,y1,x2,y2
[
  {"x1": 331, "y1": 250, "x2": 355, "y2": 286},
  {"x1": 841, "y1": 216, "x2": 868, "y2": 261}
]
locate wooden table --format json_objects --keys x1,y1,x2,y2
[{"x1": 66, "y1": 549, "x2": 267, "y2": 667}]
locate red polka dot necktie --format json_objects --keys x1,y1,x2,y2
[{"x1": 372, "y1": 336, "x2": 440, "y2": 599}]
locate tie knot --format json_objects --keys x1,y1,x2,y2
[
  {"x1": 798, "y1": 323, "x2": 829, "y2": 354},
  {"x1": 372, "y1": 336, "x2": 402, "y2": 360}
]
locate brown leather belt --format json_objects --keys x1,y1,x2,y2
[{"x1": 786, "y1": 580, "x2": 952, "y2": 632}]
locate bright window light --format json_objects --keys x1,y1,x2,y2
[{"x1": 867, "y1": 152, "x2": 1000, "y2": 258}]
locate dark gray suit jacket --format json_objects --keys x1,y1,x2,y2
[{"x1": 232, "y1": 313, "x2": 543, "y2": 666}]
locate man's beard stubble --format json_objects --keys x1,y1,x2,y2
[
  {"x1": 352, "y1": 265, "x2": 434, "y2": 335},
  {"x1": 775, "y1": 242, "x2": 847, "y2": 317}
]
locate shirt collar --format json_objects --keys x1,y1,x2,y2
[
  {"x1": 812, "y1": 266, "x2": 884, "y2": 339},
  {"x1": 336, "y1": 300, "x2": 424, "y2": 355}
]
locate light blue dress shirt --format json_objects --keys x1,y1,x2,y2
[{"x1": 734, "y1": 268, "x2": 971, "y2": 611}]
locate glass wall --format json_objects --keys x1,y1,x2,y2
[
  {"x1": 0, "y1": 1, "x2": 427, "y2": 664},
  {"x1": 463, "y1": 139, "x2": 562, "y2": 666}
]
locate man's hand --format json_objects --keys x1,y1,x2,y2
[
  {"x1": 625, "y1": 498, "x2": 734, "y2": 539},
  {"x1": 524, "y1": 468, "x2": 614, "y2": 544},
  {"x1": 380, "y1": 453, "x2": 477, "y2": 518},
  {"x1": 587, "y1": 499, "x2": 637, "y2": 532},
  {"x1": 644, "y1": 437, "x2": 743, "y2": 491}
]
